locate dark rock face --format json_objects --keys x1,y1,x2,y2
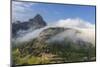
[{"x1": 12, "y1": 14, "x2": 47, "y2": 37}]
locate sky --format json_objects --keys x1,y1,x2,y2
[{"x1": 12, "y1": 1, "x2": 96, "y2": 24}]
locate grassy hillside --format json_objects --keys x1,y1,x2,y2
[{"x1": 12, "y1": 38, "x2": 96, "y2": 65}]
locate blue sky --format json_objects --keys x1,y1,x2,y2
[{"x1": 12, "y1": 1, "x2": 96, "y2": 24}]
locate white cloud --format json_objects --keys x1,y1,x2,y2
[
  {"x1": 12, "y1": 1, "x2": 36, "y2": 22},
  {"x1": 54, "y1": 18, "x2": 95, "y2": 29},
  {"x1": 12, "y1": 18, "x2": 95, "y2": 46},
  {"x1": 48, "y1": 18, "x2": 95, "y2": 46},
  {"x1": 14, "y1": 26, "x2": 49, "y2": 42},
  {"x1": 47, "y1": 28, "x2": 95, "y2": 46}
]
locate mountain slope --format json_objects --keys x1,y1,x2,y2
[
  {"x1": 12, "y1": 14, "x2": 95, "y2": 65},
  {"x1": 12, "y1": 27, "x2": 96, "y2": 65}
]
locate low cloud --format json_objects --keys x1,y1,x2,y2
[
  {"x1": 47, "y1": 28, "x2": 95, "y2": 46},
  {"x1": 13, "y1": 26, "x2": 49, "y2": 43},
  {"x1": 48, "y1": 18, "x2": 95, "y2": 46},
  {"x1": 54, "y1": 18, "x2": 95, "y2": 29},
  {"x1": 12, "y1": 18, "x2": 95, "y2": 46}
]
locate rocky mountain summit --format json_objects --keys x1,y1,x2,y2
[{"x1": 12, "y1": 14, "x2": 47, "y2": 37}]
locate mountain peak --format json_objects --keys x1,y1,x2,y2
[
  {"x1": 34, "y1": 14, "x2": 43, "y2": 19},
  {"x1": 12, "y1": 14, "x2": 47, "y2": 37},
  {"x1": 32, "y1": 14, "x2": 46, "y2": 25}
]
